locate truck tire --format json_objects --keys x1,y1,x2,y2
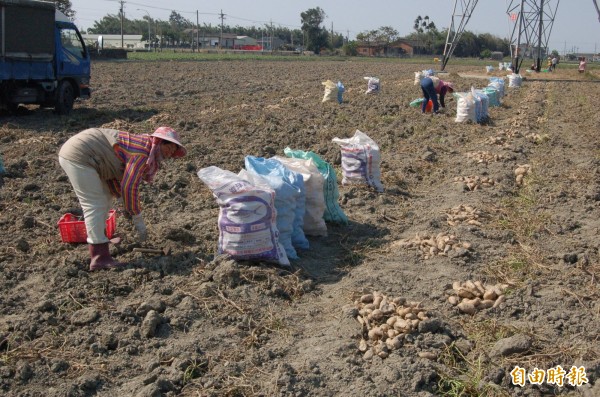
[
  {"x1": 55, "y1": 81, "x2": 75, "y2": 115},
  {"x1": 6, "y1": 102, "x2": 19, "y2": 113}
]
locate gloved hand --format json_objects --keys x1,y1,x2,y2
[{"x1": 131, "y1": 213, "x2": 147, "y2": 242}]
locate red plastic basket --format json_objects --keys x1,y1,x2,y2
[{"x1": 57, "y1": 210, "x2": 117, "y2": 243}]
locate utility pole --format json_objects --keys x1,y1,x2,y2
[
  {"x1": 219, "y1": 10, "x2": 225, "y2": 49},
  {"x1": 119, "y1": 0, "x2": 125, "y2": 48},
  {"x1": 270, "y1": 20, "x2": 273, "y2": 52},
  {"x1": 331, "y1": 22, "x2": 333, "y2": 48},
  {"x1": 196, "y1": 11, "x2": 199, "y2": 52},
  {"x1": 302, "y1": 29, "x2": 305, "y2": 51}
]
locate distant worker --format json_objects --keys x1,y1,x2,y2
[
  {"x1": 579, "y1": 57, "x2": 587, "y2": 73},
  {"x1": 547, "y1": 57, "x2": 552, "y2": 71},
  {"x1": 420, "y1": 75, "x2": 454, "y2": 114},
  {"x1": 530, "y1": 62, "x2": 539, "y2": 72},
  {"x1": 551, "y1": 56, "x2": 558, "y2": 71}
]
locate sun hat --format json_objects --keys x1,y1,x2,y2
[{"x1": 150, "y1": 126, "x2": 187, "y2": 158}]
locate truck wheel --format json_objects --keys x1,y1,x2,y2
[
  {"x1": 55, "y1": 81, "x2": 75, "y2": 115},
  {"x1": 6, "y1": 102, "x2": 19, "y2": 113}
]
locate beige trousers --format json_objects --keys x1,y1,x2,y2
[{"x1": 59, "y1": 157, "x2": 112, "y2": 244}]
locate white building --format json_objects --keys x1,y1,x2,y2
[{"x1": 81, "y1": 34, "x2": 145, "y2": 49}]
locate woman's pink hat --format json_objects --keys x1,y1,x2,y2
[{"x1": 150, "y1": 127, "x2": 187, "y2": 158}]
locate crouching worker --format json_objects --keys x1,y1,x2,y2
[
  {"x1": 420, "y1": 75, "x2": 454, "y2": 114},
  {"x1": 58, "y1": 127, "x2": 187, "y2": 271}
]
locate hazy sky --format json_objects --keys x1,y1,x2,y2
[{"x1": 71, "y1": 0, "x2": 600, "y2": 54}]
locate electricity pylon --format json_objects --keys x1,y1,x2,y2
[
  {"x1": 441, "y1": 0, "x2": 479, "y2": 71},
  {"x1": 507, "y1": 0, "x2": 560, "y2": 73}
]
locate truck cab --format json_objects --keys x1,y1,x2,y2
[{"x1": 0, "y1": 0, "x2": 91, "y2": 114}]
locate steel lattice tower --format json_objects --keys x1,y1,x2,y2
[
  {"x1": 441, "y1": 0, "x2": 560, "y2": 73},
  {"x1": 507, "y1": 0, "x2": 560, "y2": 73},
  {"x1": 441, "y1": 0, "x2": 479, "y2": 71}
]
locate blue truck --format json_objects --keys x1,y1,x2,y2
[{"x1": 0, "y1": 0, "x2": 90, "y2": 114}]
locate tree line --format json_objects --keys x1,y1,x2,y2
[{"x1": 65, "y1": 2, "x2": 509, "y2": 57}]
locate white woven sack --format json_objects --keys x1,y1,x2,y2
[
  {"x1": 455, "y1": 92, "x2": 476, "y2": 123},
  {"x1": 364, "y1": 77, "x2": 380, "y2": 94},
  {"x1": 414, "y1": 71, "x2": 423, "y2": 85},
  {"x1": 508, "y1": 73, "x2": 522, "y2": 88},
  {"x1": 197, "y1": 166, "x2": 290, "y2": 267},
  {"x1": 332, "y1": 129, "x2": 384, "y2": 192},
  {"x1": 322, "y1": 80, "x2": 338, "y2": 102},
  {"x1": 273, "y1": 156, "x2": 327, "y2": 237}
]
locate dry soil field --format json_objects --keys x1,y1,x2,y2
[{"x1": 1, "y1": 58, "x2": 599, "y2": 397}]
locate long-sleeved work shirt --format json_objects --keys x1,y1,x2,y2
[
  {"x1": 108, "y1": 132, "x2": 152, "y2": 215},
  {"x1": 59, "y1": 128, "x2": 151, "y2": 215}
]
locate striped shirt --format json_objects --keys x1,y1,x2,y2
[{"x1": 108, "y1": 132, "x2": 152, "y2": 215}]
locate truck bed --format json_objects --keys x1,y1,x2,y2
[{"x1": 0, "y1": 58, "x2": 54, "y2": 80}]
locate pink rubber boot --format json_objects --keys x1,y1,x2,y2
[{"x1": 88, "y1": 243, "x2": 126, "y2": 271}]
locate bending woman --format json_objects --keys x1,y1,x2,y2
[
  {"x1": 420, "y1": 75, "x2": 454, "y2": 114},
  {"x1": 58, "y1": 127, "x2": 186, "y2": 271}
]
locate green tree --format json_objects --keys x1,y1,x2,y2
[
  {"x1": 378, "y1": 26, "x2": 399, "y2": 43},
  {"x1": 454, "y1": 31, "x2": 479, "y2": 57},
  {"x1": 414, "y1": 16, "x2": 423, "y2": 33},
  {"x1": 168, "y1": 11, "x2": 193, "y2": 45},
  {"x1": 356, "y1": 26, "x2": 399, "y2": 55},
  {"x1": 477, "y1": 33, "x2": 510, "y2": 54},
  {"x1": 88, "y1": 14, "x2": 136, "y2": 34},
  {"x1": 54, "y1": 0, "x2": 75, "y2": 19},
  {"x1": 356, "y1": 30, "x2": 378, "y2": 45},
  {"x1": 343, "y1": 40, "x2": 358, "y2": 56},
  {"x1": 409, "y1": 15, "x2": 441, "y2": 54},
  {"x1": 414, "y1": 15, "x2": 436, "y2": 34},
  {"x1": 300, "y1": 7, "x2": 328, "y2": 54}
]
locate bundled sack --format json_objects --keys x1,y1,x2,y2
[
  {"x1": 410, "y1": 97, "x2": 434, "y2": 112},
  {"x1": 245, "y1": 156, "x2": 309, "y2": 259},
  {"x1": 470, "y1": 90, "x2": 484, "y2": 124},
  {"x1": 322, "y1": 80, "x2": 338, "y2": 103},
  {"x1": 336, "y1": 81, "x2": 345, "y2": 104},
  {"x1": 414, "y1": 69, "x2": 435, "y2": 85},
  {"x1": 488, "y1": 77, "x2": 505, "y2": 98},
  {"x1": 332, "y1": 130, "x2": 384, "y2": 192},
  {"x1": 483, "y1": 86, "x2": 500, "y2": 107},
  {"x1": 454, "y1": 92, "x2": 477, "y2": 123},
  {"x1": 472, "y1": 87, "x2": 489, "y2": 123},
  {"x1": 508, "y1": 73, "x2": 522, "y2": 88},
  {"x1": 486, "y1": 65, "x2": 494, "y2": 73},
  {"x1": 364, "y1": 77, "x2": 380, "y2": 94},
  {"x1": 284, "y1": 147, "x2": 348, "y2": 225},
  {"x1": 414, "y1": 71, "x2": 423, "y2": 86},
  {"x1": 409, "y1": 97, "x2": 425, "y2": 107},
  {"x1": 273, "y1": 156, "x2": 327, "y2": 236},
  {"x1": 197, "y1": 166, "x2": 289, "y2": 267}
]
